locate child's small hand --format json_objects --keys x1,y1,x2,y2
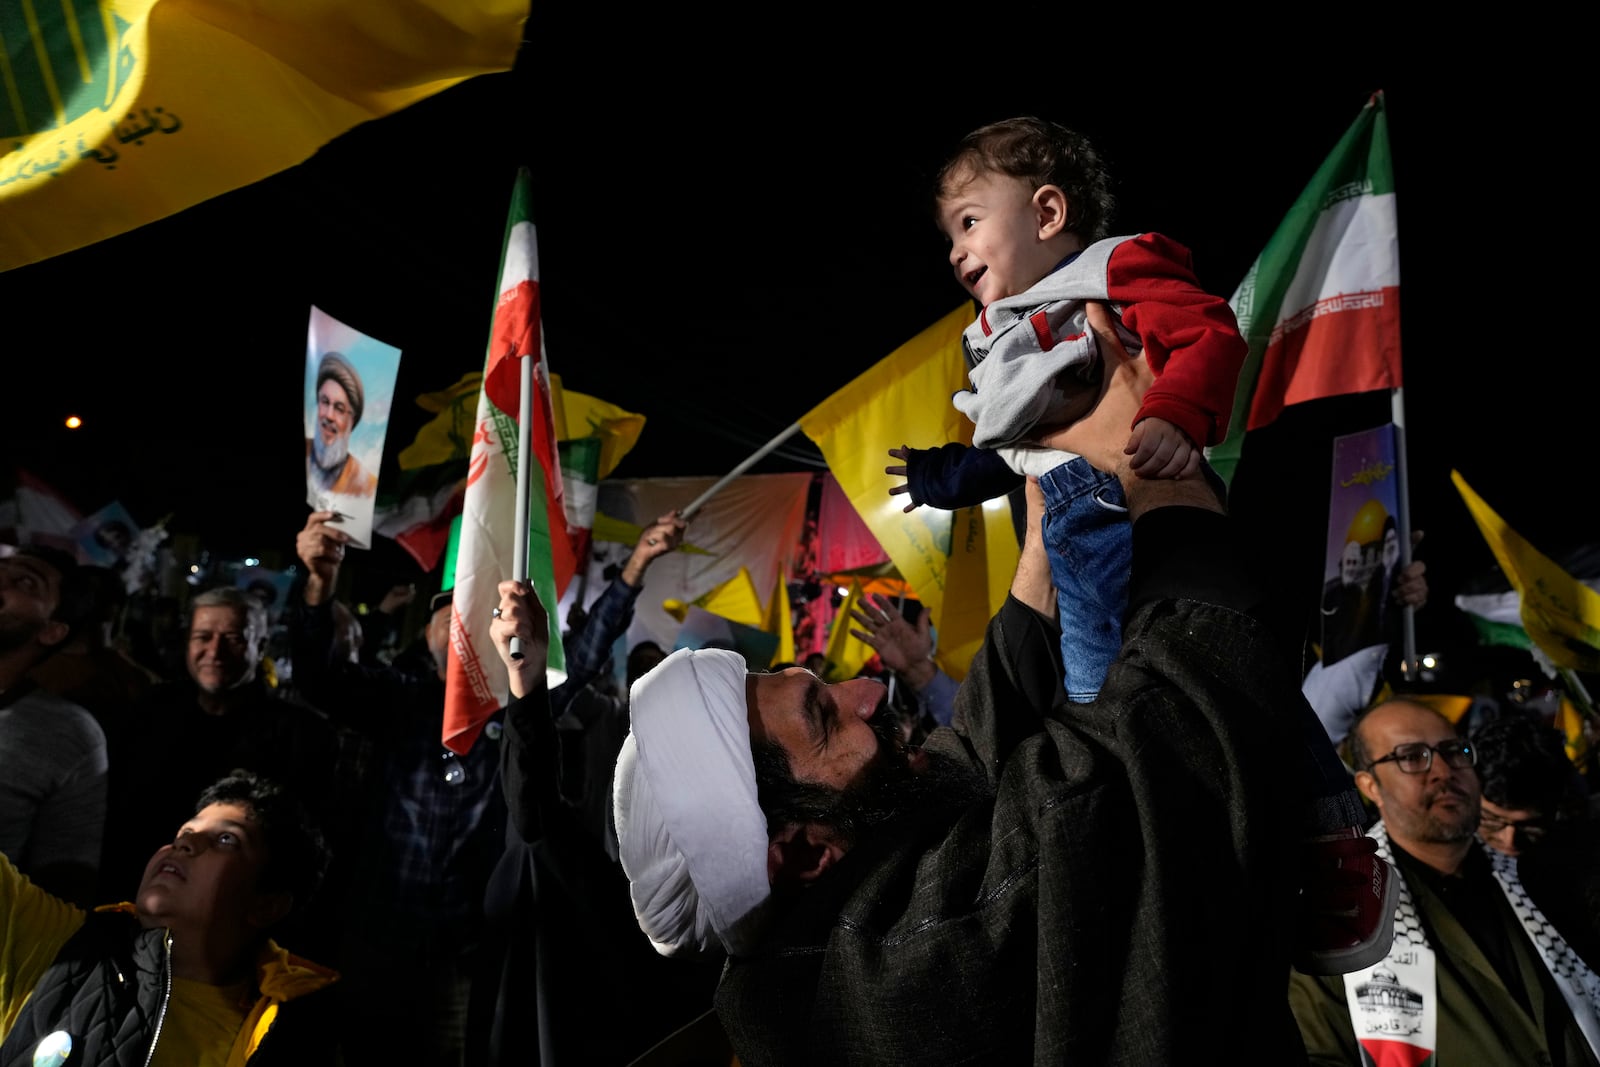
[
  {"x1": 1125, "y1": 417, "x2": 1201, "y2": 480},
  {"x1": 886, "y1": 446, "x2": 921, "y2": 513}
]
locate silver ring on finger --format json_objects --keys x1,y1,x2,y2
[{"x1": 491, "y1": 607, "x2": 502, "y2": 619}]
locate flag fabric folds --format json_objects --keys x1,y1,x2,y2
[
  {"x1": 662, "y1": 567, "x2": 765, "y2": 629},
  {"x1": 551, "y1": 375, "x2": 647, "y2": 481},
  {"x1": 372, "y1": 372, "x2": 480, "y2": 571},
  {"x1": 375, "y1": 371, "x2": 643, "y2": 574},
  {"x1": 799, "y1": 305, "x2": 1018, "y2": 682},
  {"x1": 1452, "y1": 470, "x2": 1600, "y2": 674},
  {"x1": 1209, "y1": 90, "x2": 1402, "y2": 486},
  {"x1": 558, "y1": 437, "x2": 601, "y2": 568},
  {"x1": 442, "y1": 168, "x2": 572, "y2": 755},
  {"x1": 822, "y1": 578, "x2": 874, "y2": 683},
  {"x1": 0, "y1": 0, "x2": 526, "y2": 272},
  {"x1": 764, "y1": 565, "x2": 795, "y2": 668}
]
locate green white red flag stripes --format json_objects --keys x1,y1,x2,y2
[
  {"x1": 442, "y1": 167, "x2": 574, "y2": 755},
  {"x1": 1209, "y1": 91, "x2": 1402, "y2": 486}
]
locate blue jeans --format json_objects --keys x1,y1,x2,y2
[
  {"x1": 1037, "y1": 455, "x2": 1363, "y2": 830},
  {"x1": 1038, "y1": 456, "x2": 1130, "y2": 705}
]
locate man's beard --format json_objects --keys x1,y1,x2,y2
[
  {"x1": 1392, "y1": 782, "x2": 1481, "y2": 846},
  {"x1": 754, "y1": 711, "x2": 991, "y2": 850},
  {"x1": 311, "y1": 425, "x2": 349, "y2": 478}
]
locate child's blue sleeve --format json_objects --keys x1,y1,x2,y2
[{"x1": 906, "y1": 443, "x2": 1024, "y2": 510}]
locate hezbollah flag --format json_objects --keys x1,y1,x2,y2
[
  {"x1": 442, "y1": 167, "x2": 575, "y2": 755},
  {"x1": 799, "y1": 305, "x2": 1017, "y2": 682},
  {"x1": 0, "y1": 0, "x2": 526, "y2": 272},
  {"x1": 822, "y1": 578, "x2": 875, "y2": 683},
  {"x1": 550, "y1": 375, "x2": 646, "y2": 569},
  {"x1": 1209, "y1": 90, "x2": 1403, "y2": 486},
  {"x1": 764, "y1": 564, "x2": 796, "y2": 668},
  {"x1": 373, "y1": 372, "x2": 479, "y2": 572},
  {"x1": 1452, "y1": 470, "x2": 1600, "y2": 674},
  {"x1": 550, "y1": 375, "x2": 647, "y2": 481},
  {"x1": 663, "y1": 567, "x2": 765, "y2": 628}
]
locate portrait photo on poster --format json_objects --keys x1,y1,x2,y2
[
  {"x1": 303, "y1": 305, "x2": 402, "y2": 549},
  {"x1": 69, "y1": 499, "x2": 141, "y2": 567},
  {"x1": 1319, "y1": 423, "x2": 1402, "y2": 667}
]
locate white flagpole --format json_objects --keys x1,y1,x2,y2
[
  {"x1": 681, "y1": 421, "x2": 803, "y2": 522},
  {"x1": 1391, "y1": 387, "x2": 1418, "y2": 680},
  {"x1": 509, "y1": 355, "x2": 534, "y2": 660}
]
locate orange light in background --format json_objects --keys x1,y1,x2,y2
[{"x1": 65, "y1": 415, "x2": 83, "y2": 429}]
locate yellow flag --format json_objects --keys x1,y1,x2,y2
[
  {"x1": 822, "y1": 578, "x2": 875, "y2": 683},
  {"x1": 0, "y1": 0, "x2": 526, "y2": 272},
  {"x1": 798, "y1": 305, "x2": 1018, "y2": 681},
  {"x1": 553, "y1": 376, "x2": 647, "y2": 480},
  {"x1": 763, "y1": 565, "x2": 795, "y2": 667},
  {"x1": 397, "y1": 373, "x2": 482, "y2": 471},
  {"x1": 1452, "y1": 470, "x2": 1600, "y2": 672},
  {"x1": 1556, "y1": 695, "x2": 1593, "y2": 772},
  {"x1": 663, "y1": 567, "x2": 764, "y2": 628}
]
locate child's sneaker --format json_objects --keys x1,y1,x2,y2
[{"x1": 1292, "y1": 827, "x2": 1399, "y2": 975}]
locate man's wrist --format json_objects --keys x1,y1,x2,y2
[
  {"x1": 899, "y1": 656, "x2": 937, "y2": 690},
  {"x1": 507, "y1": 666, "x2": 546, "y2": 701},
  {"x1": 1120, "y1": 470, "x2": 1224, "y2": 522},
  {"x1": 303, "y1": 573, "x2": 332, "y2": 606}
]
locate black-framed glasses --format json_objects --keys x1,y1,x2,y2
[
  {"x1": 1478, "y1": 808, "x2": 1547, "y2": 840},
  {"x1": 1367, "y1": 739, "x2": 1476, "y2": 774}
]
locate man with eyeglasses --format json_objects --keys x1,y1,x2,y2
[
  {"x1": 1472, "y1": 712, "x2": 1600, "y2": 977},
  {"x1": 1289, "y1": 698, "x2": 1600, "y2": 1065}
]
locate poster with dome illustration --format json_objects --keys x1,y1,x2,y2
[{"x1": 1318, "y1": 423, "x2": 1402, "y2": 667}]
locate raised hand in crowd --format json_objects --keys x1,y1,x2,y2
[
  {"x1": 1391, "y1": 530, "x2": 1428, "y2": 610},
  {"x1": 623, "y1": 511, "x2": 687, "y2": 586},
  {"x1": 490, "y1": 579, "x2": 548, "y2": 700},
  {"x1": 295, "y1": 509, "x2": 349, "y2": 606},
  {"x1": 847, "y1": 592, "x2": 937, "y2": 689},
  {"x1": 377, "y1": 582, "x2": 416, "y2": 615}
]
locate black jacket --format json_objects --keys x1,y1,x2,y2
[{"x1": 1, "y1": 910, "x2": 341, "y2": 1067}]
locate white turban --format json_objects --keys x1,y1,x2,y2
[{"x1": 612, "y1": 646, "x2": 772, "y2": 957}]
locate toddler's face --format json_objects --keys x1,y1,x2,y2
[{"x1": 938, "y1": 171, "x2": 1061, "y2": 306}]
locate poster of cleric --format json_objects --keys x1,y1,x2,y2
[{"x1": 303, "y1": 307, "x2": 401, "y2": 549}]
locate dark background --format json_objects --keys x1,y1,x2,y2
[{"x1": 2, "y1": 29, "x2": 1586, "y2": 661}]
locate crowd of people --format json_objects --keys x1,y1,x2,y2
[{"x1": 3, "y1": 113, "x2": 1598, "y2": 1066}]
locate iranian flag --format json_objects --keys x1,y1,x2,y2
[
  {"x1": 442, "y1": 167, "x2": 575, "y2": 755},
  {"x1": 1209, "y1": 91, "x2": 1402, "y2": 486}
]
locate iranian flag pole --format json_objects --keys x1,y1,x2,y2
[
  {"x1": 1390, "y1": 388, "x2": 1418, "y2": 679},
  {"x1": 1210, "y1": 90, "x2": 1410, "y2": 673},
  {"x1": 442, "y1": 167, "x2": 574, "y2": 755},
  {"x1": 508, "y1": 357, "x2": 534, "y2": 660}
]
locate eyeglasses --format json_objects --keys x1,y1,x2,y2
[
  {"x1": 1367, "y1": 739, "x2": 1476, "y2": 774},
  {"x1": 1478, "y1": 808, "x2": 1547, "y2": 840}
]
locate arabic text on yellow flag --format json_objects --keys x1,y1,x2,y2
[
  {"x1": 799, "y1": 305, "x2": 1018, "y2": 682},
  {"x1": 0, "y1": 0, "x2": 526, "y2": 272},
  {"x1": 1452, "y1": 470, "x2": 1600, "y2": 673},
  {"x1": 823, "y1": 579, "x2": 875, "y2": 683},
  {"x1": 764, "y1": 565, "x2": 795, "y2": 668}
]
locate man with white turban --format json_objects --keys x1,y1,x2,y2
[{"x1": 488, "y1": 305, "x2": 1315, "y2": 1064}]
